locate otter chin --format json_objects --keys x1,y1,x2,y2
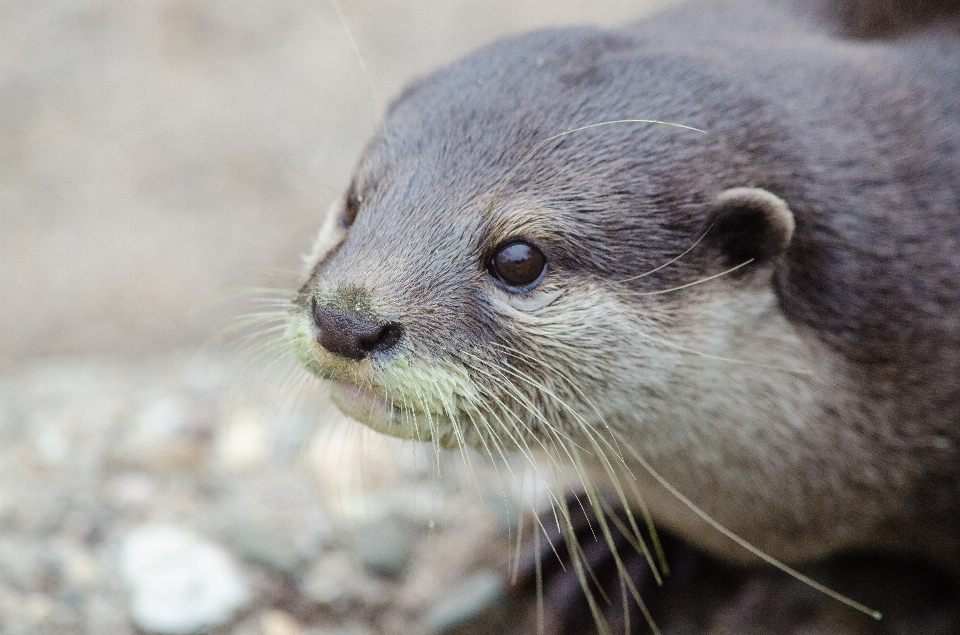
[
  {"x1": 327, "y1": 381, "x2": 403, "y2": 435},
  {"x1": 327, "y1": 380, "x2": 471, "y2": 449},
  {"x1": 288, "y1": 0, "x2": 959, "y2": 629}
]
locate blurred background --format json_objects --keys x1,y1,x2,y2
[{"x1": 0, "y1": 1, "x2": 672, "y2": 634}]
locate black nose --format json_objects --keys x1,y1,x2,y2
[{"x1": 313, "y1": 304, "x2": 402, "y2": 361}]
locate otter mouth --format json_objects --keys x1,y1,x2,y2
[
  {"x1": 328, "y1": 380, "x2": 459, "y2": 446},
  {"x1": 289, "y1": 311, "x2": 485, "y2": 448}
]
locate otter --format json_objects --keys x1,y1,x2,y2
[{"x1": 287, "y1": 0, "x2": 960, "y2": 631}]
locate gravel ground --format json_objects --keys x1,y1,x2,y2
[{"x1": 0, "y1": 352, "x2": 545, "y2": 635}]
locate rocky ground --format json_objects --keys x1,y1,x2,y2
[{"x1": 0, "y1": 351, "x2": 547, "y2": 635}]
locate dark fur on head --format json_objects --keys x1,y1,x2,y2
[
  {"x1": 807, "y1": 0, "x2": 960, "y2": 37},
  {"x1": 291, "y1": 0, "x2": 960, "y2": 629}
]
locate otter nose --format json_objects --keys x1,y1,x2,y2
[{"x1": 313, "y1": 304, "x2": 402, "y2": 361}]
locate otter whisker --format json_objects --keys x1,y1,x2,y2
[
  {"x1": 635, "y1": 258, "x2": 754, "y2": 296},
  {"x1": 508, "y1": 302, "x2": 814, "y2": 377},
  {"x1": 551, "y1": 487, "x2": 634, "y2": 635},
  {"x1": 466, "y1": 354, "x2": 592, "y2": 457},
  {"x1": 464, "y1": 352, "x2": 664, "y2": 634},
  {"x1": 486, "y1": 346, "x2": 667, "y2": 593},
  {"x1": 489, "y1": 119, "x2": 705, "y2": 212},
  {"x1": 462, "y1": 355, "x2": 585, "y2": 465},
  {"x1": 482, "y1": 352, "x2": 631, "y2": 485},
  {"x1": 559, "y1": 422, "x2": 666, "y2": 603},
  {"x1": 573, "y1": 461, "x2": 662, "y2": 634},
  {"x1": 463, "y1": 366, "x2": 578, "y2": 532},
  {"x1": 460, "y1": 405, "x2": 534, "y2": 576},
  {"x1": 463, "y1": 359, "x2": 606, "y2": 537},
  {"x1": 223, "y1": 343, "x2": 296, "y2": 395},
  {"x1": 608, "y1": 427, "x2": 883, "y2": 620},
  {"x1": 328, "y1": 0, "x2": 384, "y2": 130},
  {"x1": 627, "y1": 326, "x2": 814, "y2": 375},
  {"x1": 429, "y1": 374, "x2": 483, "y2": 488},
  {"x1": 470, "y1": 356, "x2": 623, "y2": 528},
  {"x1": 612, "y1": 223, "x2": 714, "y2": 285},
  {"x1": 222, "y1": 336, "x2": 285, "y2": 372},
  {"x1": 228, "y1": 327, "x2": 294, "y2": 359},
  {"x1": 469, "y1": 389, "x2": 553, "y2": 488},
  {"x1": 491, "y1": 343, "x2": 630, "y2": 456},
  {"x1": 460, "y1": 360, "x2": 592, "y2": 586},
  {"x1": 201, "y1": 313, "x2": 291, "y2": 357}
]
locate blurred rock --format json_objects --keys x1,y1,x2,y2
[
  {"x1": 107, "y1": 472, "x2": 157, "y2": 508},
  {"x1": 60, "y1": 546, "x2": 98, "y2": 591},
  {"x1": 116, "y1": 394, "x2": 215, "y2": 471},
  {"x1": 84, "y1": 595, "x2": 133, "y2": 635},
  {"x1": 216, "y1": 407, "x2": 271, "y2": 470},
  {"x1": 31, "y1": 423, "x2": 70, "y2": 466},
  {"x1": 260, "y1": 609, "x2": 304, "y2": 635},
  {"x1": 299, "y1": 550, "x2": 389, "y2": 611},
  {"x1": 425, "y1": 571, "x2": 507, "y2": 635},
  {"x1": 121, "y1": 524, "x2": 250, "y2": 634},
  {"x1": 303, "y1": 627, "x2": 375, "y2": 635},
  {"x1": 0, "y1": 538, "x2": 53, "y2": 592},
  {"x1": 1, "y1": 482, "x2": 70, "y2": 535},
  {"x1": 214, "y1": 472, "x2": 332, "y2": 576},
  {"x1": 229, "y1": 616, "x2": 262, "y2": 635},
  {"x1": 350, "y1": 516, "x2": 417, "y2": 579}
]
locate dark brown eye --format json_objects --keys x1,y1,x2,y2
[
  {"x1": 343, "y1": 184, "x2": 360, "y2": 227},
  {"x1": 489, "y1": 241, "x2": 547, "y2": 289}
]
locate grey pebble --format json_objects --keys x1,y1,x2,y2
[
  {"x1": 84, "y1": 595, "x2": 133, "y2": 635},
  {"x1": 350, "y1": 516, "x2": 417, "y2": 579},
  {"x1": 299, "y1": 550, "x2": 389, "y2": 611},
  {"x1": 115, "y1": 393, "x2": 215, "y2": 471},
  {"x1": 303, "y1": 628, "x2": 375, "y2": 635},
  {"x1": 0, "y1": 355, "x2": 517, "y2": 635},
  {"x1": 214, "y1": 472, "x2": 332, "y2": 576},
  {"x1": 425, "y1": 571, "x2": 508, "y2": 635},
  {"x1": 0, "y1": 483, "x2": 70, "y2": 535},
  {"x1": 0, "y1": 538, "x2": 55, "y2": 592}
]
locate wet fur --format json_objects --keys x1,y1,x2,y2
[{"x1": 291, "y1": 0, "x2": 960, "y2": 630}]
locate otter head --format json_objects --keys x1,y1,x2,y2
[
  {"x1": 288, "y1": 25, "x2": 807, "y2": 449},
  {"x1": 287, "y1": 26, "x2": 865, "y2": 563}
]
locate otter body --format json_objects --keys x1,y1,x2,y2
[{"x1": 290, "y1": 0, "x2": 960, "y2": 608}]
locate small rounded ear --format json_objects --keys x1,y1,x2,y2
[{"x1": 702, "y1": 187, "x2": 795, "y2": 268}]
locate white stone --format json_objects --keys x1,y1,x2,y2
[
  {"x1": 62, "y1": 548, "x2": 97, "y2": 589},
  {"x1": 32, "y1": 424, "x2": 69, "y2": 465},
  {"x1": 121, "y1": 394, "x2": 210, "y2": 469},
  {"x1": 121, "y1": 525, "x2": 250, "y2": 634},
  {"x1": 131, "y1": 395, "x2": 191, "y2": 448},
  {"x1": 216, "y1": 407, "x2": 270, "y2": 470},
  {"x1": 259, "y1": 610, "x2": 304, "y2": 635}
]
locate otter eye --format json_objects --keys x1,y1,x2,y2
[
  {"x1": 489, "y1": 241, "x2": 547, "y2": 289},
  {"x1": 343, "y1": 185, "x2": 360, "y2": 227}
]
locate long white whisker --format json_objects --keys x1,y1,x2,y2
[
  {"x1": 491, "y1": 119, "x2": 705, "y2": 208},
  {"x1": 613, "y1": 224, "x2": 713, "y2": 284},
  {"x1": 609, "y1": 427, "x2": 882, "y2": 620},
  {"x1": 634, "y1": 259, "x2": 753, "y2": 295}
]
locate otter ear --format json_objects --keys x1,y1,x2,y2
[{"x1": 702, "y1": 187, "x2": 795, "y2": 269}]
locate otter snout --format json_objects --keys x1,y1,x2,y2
[{"x1": 313, "y1": 302, "x2": 403, "y2": 361}]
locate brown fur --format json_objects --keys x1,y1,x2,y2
[{"x1": 290, "y1": 0, "x2": 960, "y2": 629}]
